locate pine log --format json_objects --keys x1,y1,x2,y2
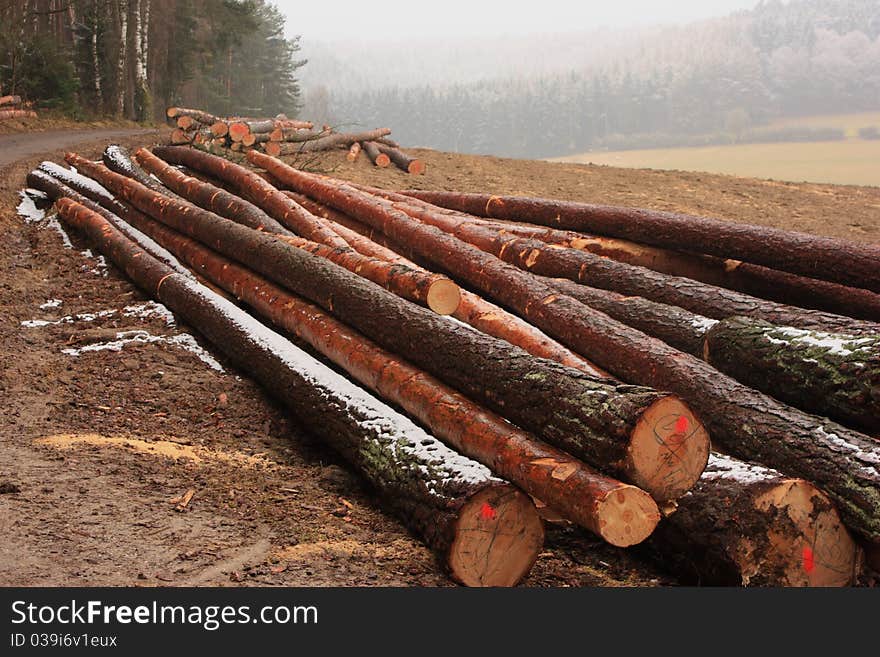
[
  {"x1": 0, "y1": 109, "x2": 37, "y2": 120},
  {"x1": 102, "y1": 144, "x2": 175, "y2": 196},
  {"x1": 347, "y1": 142, "x2": 361, "y2": 162},
  {"x1": 388, "y1": 198, "x2": 878, "y2": 336},
  {"x1": 70, "y1": 150, "x2": 708, "y2": 503},
  {"x1": 291, "y1": 128, "x2": 392, "y2": 154},
  {"x1": 402, "y1": 191, "x2": 880, "y2": 293},
  {"x1": 704, "y1": 317, "x2": 880, "y2": 433},
  {"x1": 132, "y1": 147, "x2": 294, "y2": 236},
  {"x1": 362, "y1": 141, "x2": 391, "y2": 167},
  {"x1": 649, "y1": 453, "x2": 862, "y2": 586},
  {"x1": 54, "y1": 197, "x2": 543, "y2": 586},
  {"x1": 210, "y1": 121, "x2": 229, "y2": 138},
  {"x1": 375, "y1": 143, "x2": 425, "y2": 174},
  {"x1": 241, "y1": 132, "x2": 271, "y2": 147},
  {"x1": 263, "y1": 141, "x2": 282, "y2": 156},
  {"x1": 150, "y1": 145, "x2": 349, "y2": 249},
  {"x1": 0, "y1": 95, "x2": 22, "y2": 107},
  {"x1": 259, "y1": 163, "x2": 880, "y2": 542},
  {"x1": 170, "y1": 128, "x2": 194, "y2": 145},
  {"x1": 229, "y1": 119, "x2": 277, "y2": 139},
  {"x1": 269, "y1": 127, "x2": 330, "y2": 142},
  {"x1": 166, "y1": 107, "x2": 220, "y2": 124},
  {"x1": 117, "y1": 212, "x2": 659, "y2": 546}
]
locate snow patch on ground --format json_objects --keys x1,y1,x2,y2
[
  {"x1": 17, "y1": 190, "x2": 46, "y2": 223},
  {"x1": 39, "y1": 299, "x2": 63, "y2": 310},
  {"x1": 22, "y1": 302, "x2": 174, "y2": 329},
  {"x1": 123, "y1": 301, "x2": 176, "y2": 326},
  {"x1": 61, "y1": 329, "x2": 224, "y2": 372}
]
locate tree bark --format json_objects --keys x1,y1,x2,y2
[
  {"x1": 53, "y1": 197, "x2": 544, "y2": 587},
  {"x1": 402, "y1": 191, "x2": 880, "y2": 293},
  {"x1": 288, "y1": 128, "x2": 392, "y2": 154},
  {"x1": 648, "y1": 453, "x2": 862, "y2": 586},
  {"x1": 103, "y1": 144, "x2": 174, "y2": 196},
  {"x1": 388, "y1": 197, "x2": 879, "y2": 336},
  {"x1": 67, "y1": 151, "x2": 708, "y2": 503},
  {"x1": 704, "y1": 317, "x2": 880, "y2": 434},
  {"x1": 106, "y1": 208, "x2": 659, "y2": 546},
  {"x1": 362, "y1": 141, "x2": 391, "y2": 167},
  {"x1": 257, "y1": 163, "x2": 880, "y2": 542}
]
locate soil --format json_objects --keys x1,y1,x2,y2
[{"x1": 1, "y1": 131, "x2": 877, "y2": 588}]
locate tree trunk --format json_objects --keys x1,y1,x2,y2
[
  {"x1": 389, "y1": 197, "x2": 879, "y2": 336},
  {"x1": 256, "y1": 163, "x2": 880, "y2": 543},
  {"x1": 53, "y1": 197, "x2": 544, "y2": 587},
  {"x1": 66, "y1": 151, "x2": 708, "y2": 504},
  {"x1": 101, "y1": 207, "x2": 659, "y2": 546},
  {"x1": 362, "y1": 141, "x2": 390, "y2": 167},
  {"x1": 375, "y1": 143, "x2": 425, "y2": 174},
  {"x1": 648, "y1": 453, "x2": 862, "y2": 586},
  {"x1": 402, "y1": 191, "x2": 880, "y2": 293},
  {"x1": 704, "y1": 317, "x2": 880, "y2": 434}
]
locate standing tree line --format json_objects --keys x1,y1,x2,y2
[{"x1": 0, "y1": 0, "x2": 306, "y2": 121}]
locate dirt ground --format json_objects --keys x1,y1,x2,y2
[{"x1": 1, "y1": 131, "x2": 877, "y2": 588}]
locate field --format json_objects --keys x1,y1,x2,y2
[
  {"x1": 763, "y1": 111, "x2": 880, "y2": 137},
  {"x1": 554, "y1": 139, "x2": 880, "y2": 187}
]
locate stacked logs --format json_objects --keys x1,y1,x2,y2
[
  {"x1": 165, "y1": 106, "x2": 425, "y2": 175},
  {"x1": 0, "y1": 94, "x2": 37, "y2": 121},
  {"x1": 25, "y1": 144, "x2": 875, "y2": 588}
]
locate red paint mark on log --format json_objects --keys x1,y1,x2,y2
[
  {"x1": 480, "y1": 503, "x2": 497, "y2": 520},
  {"x1": 803, "y1": 545, "x2": 815, "y2": 573},
  {"x1": 674, "y1": 416, "x2": 689, "y2": 434}
]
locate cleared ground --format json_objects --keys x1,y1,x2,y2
[{"x1": 554, "y1": 139, "x2": 880, "y2": 187}]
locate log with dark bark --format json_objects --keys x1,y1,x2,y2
[
  {"x1": 375, "y1": 143, "x2": 425, "y2": 174},
  {"x1": 291, "y1": 128, "x2": 392, "y2": 154},
  {"x1": 362, "y1": 141, "x2": 391, "y2": 167},
  {"x1": 389, "y1": 198, "x2": 879, "y2": 336},
  {"x1": 0, "y1": 109, "x2": 37, "y2": 120},
  {"x1": 53, "y1": 197, "x2": 543, "y2": 587},
  {"x1": 259, "y1": 163, "x2": 880, "y2": 542},
  {"x1": 704, "y1": 317, "x2": 880, "y2": 434},
  {"x1": 112, "y1": 212, "x2": 659, "y2": 546},
  {"x1": 103, "y1": 144, "x2": 175, "y2": 196},
  {"x1": 70, "y1": 150, "x2": 709, "y2": 503},
  {"x1": 150, "y1": 145, "x2": 349, "y2": 249},
  {"x1": 649, "y1": 453, "x2": 862, "y2": 586},
  {"x1": 402, "y1": 191, "x2": 880, "y2": 293},
  {"x1": 268, "y1": 126, "x2": 330, "y2": 142}
]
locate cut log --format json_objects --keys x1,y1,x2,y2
[
  {"x1": 269, "y1": 127, "x2": 330, "y2": 142},
  {"x1": 0, "y1": 109, "x2": 37, "y2": 120},
  {"x1": 285, "y1": 192, "x2": 608, "y2": 377},
  {"x1": 375, "y1": 143, "x2": 425, "y2": 174},
  {"x1": 347, "y1": 142, "x2": 361, "y2": 162},
  {"x1": 388, "y1": 198, "x2": 879, "y2": 336},
  {"x1": 102, "y1": 144, "x2": 175, "y2": 196},
  {"x1": 170, "y1": 128, "x2": 193, "y2": 145},
  {"x1": 704, "y1": 317, "x2": 880, "y2": 434},
  {"x1": 132, "y1": 147, "x2": 294, "y2": 236},
  {"x1": 150, "y1": 145, "x2": 349, "y2": 249},
  {"x1": 53, "y1": 197, "x2": 543, "y2": 587},
  {"x1": 649, "y1": 453, "x2": 862, "y2": 586},
  {"x1": 71, "y1": 150, "x2": 708, "y2": 502},
  {"x1": 0, "y1": 95, "x2": 22, "y2": 107},
  {"x1": 112, "y1": 212, "x2": 659, "y2": 546},
  {"x1": 241, "y1": 132, "x2": 271, "y2": 147},
  {"x1": 291, "y1": 128, "x2": 392, "y2": 154},
  {"x1": 166, "y1": 107, "x2": 220, "y2": 124},
  {"x1": 263, "y1": 141, "x2": 282, "y2": 156},
  {"x1": 210, "y1": 121, "x2": 229, "y2": 138},
  {"x1": 176, "y1": 115, "x2": 198, "y2": 130},
  {"x1": 362, "y1": 141, "x2": 391, "y2": 167},
  {"x1": 259, "y1": 164, "x2": 880, "y2": 542},
  {"x1": 402, "y1": 191, "x2": 880, "y2": 293}
]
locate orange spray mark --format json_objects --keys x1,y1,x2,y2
[
  {"x1": 803, "y1": 546, "x2": 815, "y2": 574},
  {"x1": 480, "y1": 503, "x2": 497, "y2": 520}
]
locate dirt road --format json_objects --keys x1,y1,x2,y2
[
  {"x1": 1, "y1": 130, "x2": 876, "y2": 588},
  {"x1": 0, "y1": 129, "x2": 155, "y2": 169}
]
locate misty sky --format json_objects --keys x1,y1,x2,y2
[{"x1": 280, "y1": 0, "x2": 765, "y2": 41}]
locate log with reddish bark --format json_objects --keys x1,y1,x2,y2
[
  {"x1": 0, "y1": 109, "x2": 37, "y2": 120},
  {"x1": 388, "y1": 198, "x2": 879, "y2": 336},
  {"x1": 170, "y1": 128, "x2": 194, "y2": 145},
  {"x1": 228, "y1": 118, "x2": 278, "y2": 141},
  {"x1": 292, "y1": 128, "x2": 392, "y2": 154},
  {"x1": 375, "y1": 143, "x2": 425, "y2": 174},
  {"x1": 102, "y1": 144, "x2": 176, "y2": 197},
  {"x1": 241, "y1": 132, "x2": 271, "y2": 147},
  {"x1": 132, "y1": 147, "x2": 294, "y2": 236},
  {"x1": 362, "y1": 141, "x2": 391, "y2": 167},
  {"x1": 258, "y1": 162, "x2": 880, "y2": 542},
  {"x1": 703, "y1": 317, "x2": 880, "y2": 434},
  {"x1": 110, "y1": 209, "x2": 659, "y2": 546},
  {"x1": 649, "y1": 453, "x2": 862, "y2": 586},
  {"x1": 0, "y1": 95, "x2": 22, "y2": 107},
  {"x1": 151, "y1": 145, "x2": 349, "y2": 249},
  {"x1": 166, "y1": 107, "x2": 220, "y2": 124},
  {"x1": 268, "y1": 126, "x2": 330, "y2": 142},
  {"x1": 402, "y1": 191, "x2": 880, "y2": 293},
  {"x1": 54, "y1": 197, "x2": 543, "y2": 587},
  {"x1": 347, "y1": 142, "x2": 361, "y2": 162},
  {"x1": 69, "y1": 149, "x2": 708, "y2": 503}
]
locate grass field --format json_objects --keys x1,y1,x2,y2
[
  {"x1": 554, "y1": 139, "x2": 880, "y2": 187},
  {"x1": 763, "y1": 111, "x2": 880, "y2": 138}
]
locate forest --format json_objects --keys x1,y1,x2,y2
[
  {"x1": 311, "y1": 0, "x2": 880, "y2": 158},
  {"x1": 0, "y1": 0, "x2": 306, "y2": 121}
]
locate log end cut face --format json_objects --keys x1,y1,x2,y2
[
  {"x1": 627, "y1": 396, "x2": 710, "y2": 502},
  {"x1": 448, "y1": 486, "x2": 544, "y2": 587},
  {"x1": 596, "y1": 485, "x2": 661, "y2": 548},
  {"x1": 743, "y1": 480, "x2": 862, "y2": 587},
  {"x1": 426, "y1": 278, "x2": 462, "y2": 315}
]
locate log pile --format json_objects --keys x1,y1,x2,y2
[
  {"x1": 165, "y1": 106, "x2": 425, "y2": 175},
  {"x1": 0, "y1": 94, "x2": 37, "y2": 121},
  {"x1": 25, "y1": 143, "x2": 878, "y2": 588}
]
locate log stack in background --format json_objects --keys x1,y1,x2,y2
[
  {"x1": 165, "y1": 106, "x2": 425, "y2": 176},
  {"x1": 25, "y1": 141, "x2": 879, "y2": 588},
  {"x1": 0, "y1": 94, "x2": 37, "y2": 121}
]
